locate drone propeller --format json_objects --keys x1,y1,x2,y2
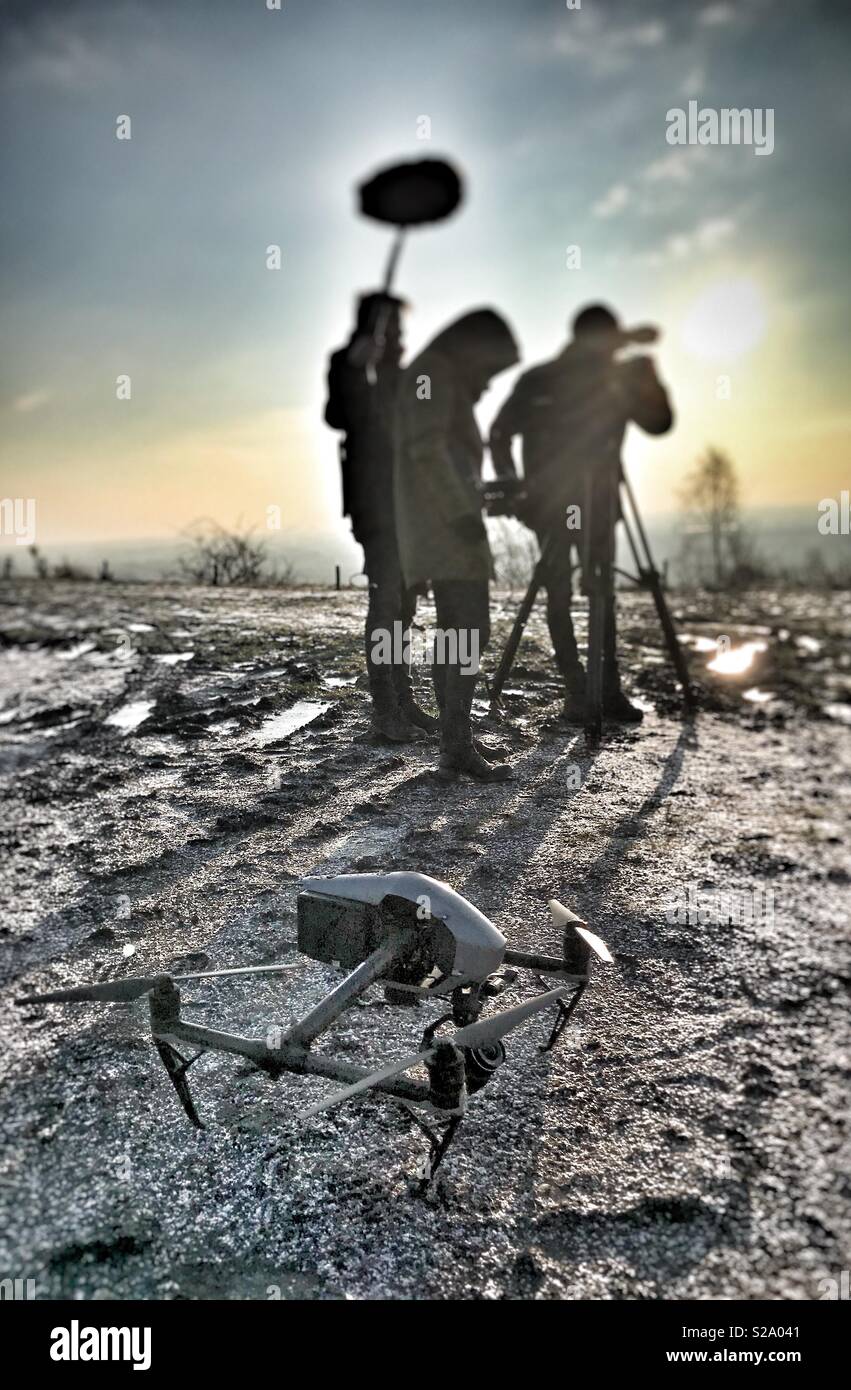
[
  {"x1": 14, "y1": 962, "x2": 303, "y2": 1007},
  {"x1": 300, "y1": 985, "x2": 572, "y2": 1120},
  {"x1": 14, "y1": 974, "x2": 173, "y2": 1005},
  {"x1": 547, "y1": 899, "x2": 614, "y2": 963},
  {"x1": 172, "y1": 963, "x2": 304, "y2": 983},
  {"x1": 451, "y1": 986, "x2": 572, "y2": 1045}
]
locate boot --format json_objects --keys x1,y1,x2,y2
[
  {"x1": 437, "y1": 691, "x2": 512, "y2": 782},
  {"x1": 561, "y1": 669, "x2": 588, "y2": 724},
  {"x1": 369, "y1": 683, "x2": 427, "y2": 743},
  {"x1": 370, "y1": 708, "x2": 427, "y2": 742},
  {"x1": 603, "y1": 689, "x2": 644, "y2": 723},
  {"x1": 389, "y1": 613, "x2": 439, "y2": 736},
  {"x1": 473, "y1": 737, "x2": 509, "y2": 762},
  {"x1": 397, "y1": 697, "x2": 440, "y2": 736},
  {"x1": 601, "y1": 649, "x2": 643, "y2": 721},
  {"x1": 438, "y1": 743, "x2": 513, "y2": 782}
]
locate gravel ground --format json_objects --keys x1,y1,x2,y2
[{"x1": 0, "y1": 579, "x2": 849, "y2": 1300}]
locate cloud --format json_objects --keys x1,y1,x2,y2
[
  {"x1": 699, "y1": 3, "x2": 737, "y2": 25},
  {"x1": 593, "y1": 148, "x2": 710, "y2": 225},
  {"x1": 528, "y1": 13, "x2": 667, "y2": 75},
  {"x1": 593, "y1": 183, "x2": 630, "y2": 218},
  {"x1": 644, "y1": 153, "x2": 693, "y2": 185},
  {"x1": 642, "y1": 147, "x2": 709, "y2": 184},
  {"x1": 638, "y1": 216, "x2": 737, "y2": 267},
  {"x1": 1, "y1": 24, "x2": 120, "y2": 90},
  {"x1": 681, "y1": 65, "x2": 706, "y2": 96},
  {"x1": 12, "y1": 391, "x2": 50, "y2": 413},
  {"x1": 0, "y1": 5, "x2": 168, "y2": 92}
]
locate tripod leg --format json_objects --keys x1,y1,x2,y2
[
  {"x1": 647, "y1": 577, "x2": 695, "y2": 708},
  {"x1": 488, "y1": 541, "x2": 550, "y2": 711},
  {"x1": 619, "y1": 470, "x2": 695, "y2": 710},
  {"x1": 585, "y1": 568, "x2": 605, "y2": 743}
]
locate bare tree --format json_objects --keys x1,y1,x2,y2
[
  {"x1": 679, "y1": 448, "x2": 740, "y2": 588},
  {"x1": 487, "y1": 517, "x2": 539, "y2": 591},
  {"x1": 28, "y1": 544, "x2": 50, "y2": 579},
  {"x1": 178, "y1": 520, "x2": 269, "y2": 587}
]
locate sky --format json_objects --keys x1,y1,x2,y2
[{"x1": 1, "y1": 0, "x2": 850, "y2": 554}]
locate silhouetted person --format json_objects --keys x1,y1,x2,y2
[
  {"x1": 395, "y1": 308, "x2": 519, "y2": 781},
  {"x1": 324, "y1": 292, "x2": 436, "y2": 742},
  {"x1": 489, "y1": 303, "x2": 673, "y2": 722}
]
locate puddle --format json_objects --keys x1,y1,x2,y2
[
  {"x1": 209, "y1": 719, "x2": 240, "y2": 736},
  {"x1": 824, "y1": 703, "x2": 851, "y2": 725},
  {"x1": 707, "y1": 640, "x2": 767, "y2": 675},
  {"x1": 58, "y1": 640, "x2": 97, "y2": 660},
  {"x1": 154, "y1": 652, "x2": 195, "y2": 666},
  {"x1": 127, "y1": 622, "x2": 155, "y2": 633},
  {"x1": 254, "y1": 701, "x2": 331, "y2": 745},
  {"x1": 681, "y1": 635, "x2": 719, "y2": 654},
  {"x1": 136, "y1": 735, "x2": 179, "y2": 755},
  {"x1": 106, "y1": 699, "x2": 156, "y2": 734},
  {"x1": 322, "y1": 676, "x2": 356, "y2": 688}
]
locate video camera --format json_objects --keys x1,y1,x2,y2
[{"x1": 479, "y1": 476, "x2": 529, "y2": 518}]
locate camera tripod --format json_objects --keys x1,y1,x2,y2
[{"x1": 488, "y1": 467, "x2": 694, "y2": 741}]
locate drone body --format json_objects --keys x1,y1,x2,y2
[
  {"x1": 298, "y1": 871, "x2": 506, "y2": 985},
  {"x1": 15, "y1": 873, "x2": 613, "y2": 1183}
]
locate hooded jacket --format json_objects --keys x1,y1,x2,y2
[{"x1": 394, "y1": 310, "x2": 519, "y2": 588}]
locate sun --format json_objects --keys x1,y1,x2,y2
[{"x1": 681, "y1": 277, "x2": 768, "y2": 362}]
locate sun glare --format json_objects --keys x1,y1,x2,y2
[{"x1": 681, "y1": 278, "x2": 768, "y2": 362}]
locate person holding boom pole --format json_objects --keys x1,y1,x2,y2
[{"x1": 324, "y1": 292, "x2": 437, "y2": 743}]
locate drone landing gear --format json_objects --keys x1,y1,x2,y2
[
  {"x1": 405, "y1": 1107, "x2": 464, "y2": 1187},
  {"x1": 539, "y1": 983, "x2": 586, "y2": 1054},
  {"x1": 154, "y1": 1039, "x2": 206, "y2": 1130}
]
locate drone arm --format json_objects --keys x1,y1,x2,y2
[
  {"x1": 502, "y1": 948, "x2": 587, "y2": 979},
  {"x1": 149, "y1": 982, "x2": 275, "y2": 1068},
  {"x1": 149, "y1": 981, "x2": 431, "y2": 1111},
  {"x1": 281, "y1": 928, "x2": 416, "y2": 1048}
]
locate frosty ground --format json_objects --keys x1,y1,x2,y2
[{"x1": 0, "y1": 580, "x2": 849, "y2": 1300}]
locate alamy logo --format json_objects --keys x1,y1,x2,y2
[
  {"x1": 818, "y1": 491, "x2": 850, "y2": 534},
  {"x1": 666, "y1": 101, "x2": 774, "y2": 156},
  {"x1": 50, "y1": 1321, "x2": 151, "y2": 1371},
  {"x1": 666, "y1": 885, "x2": 774, "y2": 927},
  {"x1": 0, "y1": 497, "x2": 36, "y2": 546},
  {"x1": 817, "y1": 1270, "x2": 850, "y2": 1300},
  {"x1": 371, "y1": 620, "x2": 480, "y2": 675},
  {"x1": 0, "y1": 1277, "x2": 37, "y2": 1299}
]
